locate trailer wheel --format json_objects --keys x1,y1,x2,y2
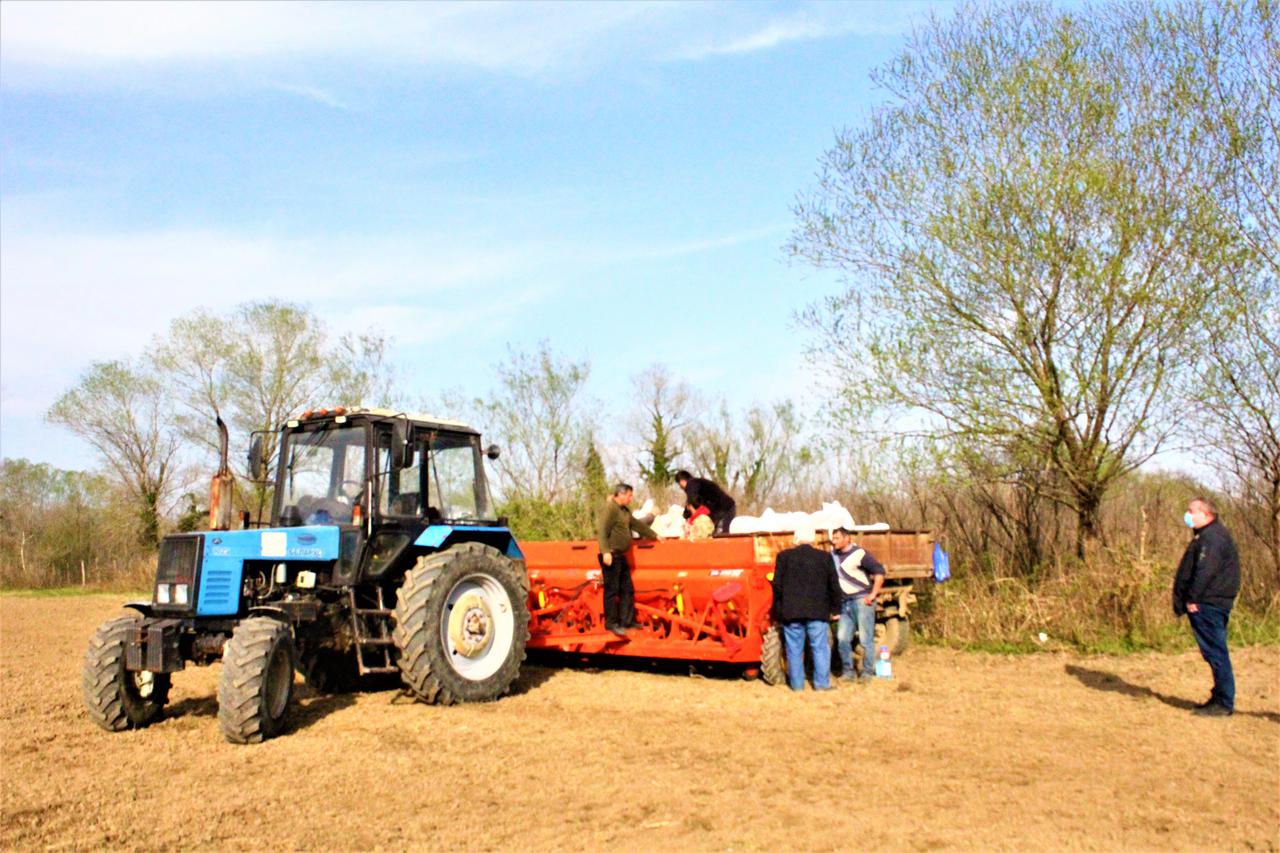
[
  {"x1": 82, "y1": 615, "x2": 171, "y2": 731},
  {"x1": 884, "y1": 617, "x2": 910, "y2": 655},
  {"x1": 760, "y1": 625, "x2": 786, "y2": 685},
  {"x1": 218, "y1": 617, "x2": 295, "y2": 744},
  {"x1": 392, "y1": 542, "x2": 529, "y2": 705}
]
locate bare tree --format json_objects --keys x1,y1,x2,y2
[
  {"x1": 1172, "y1": 0, "x2": 1280, "y2": 583},
  {"x1": 630, "y1": 364, "x2": 694, "y2": 490},
  {"x1": 688, "y1": 399, "x2": 809, "y2": 509},
  {"x1": 47, "y1": 361, "x2": 180, "y2": 545},
  {"x1": 462, "y1": 342, "x2": 593, "y2": 503},
  {"x1": 150, "y1": 300, "x2": 396, "y2": 520}
]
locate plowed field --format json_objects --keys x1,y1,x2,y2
[{"x1": 2, "y1": 594, "x2": 1277, "y2": 851}]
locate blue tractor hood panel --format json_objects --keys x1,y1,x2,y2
[
  {"x1": 414, "y1": 525, "x2": 524, "y2": 560},
  {"x1": 197, "y1": 526, "x2": 341, "y2": 616}
]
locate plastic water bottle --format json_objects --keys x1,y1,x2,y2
[{"x1": 874, "y1": 645, "x2": 892, "y2": 679}]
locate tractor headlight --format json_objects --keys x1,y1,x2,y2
[
  {"x1": 173, "y1": 583, "x2": 189, "y2": 605},
  {"x1": 155, "y1": 583, "x2": 171, "y2": 604}
]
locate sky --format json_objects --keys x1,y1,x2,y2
[{"x1": 0, "y1": 0, "x2": 950, "y2": 473}]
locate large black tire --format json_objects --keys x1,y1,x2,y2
[
  {"x1": 760, "y1": 624, "x2": 786, "y2": 686},
  {"x1": 884, "y1": 616, "x2": 910, "y2": 656},
  {"x1": 218, "y1": 617, "x2": 295, "y2": 744},
  {"x1": 392, "y1": 543, "x2": 529, "y2": 705},
  {"x1": 82, "y1": 615, "x2": 170, "y2": 731}
]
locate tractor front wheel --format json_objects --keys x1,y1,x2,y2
[
  {"x1": 82, "y1": 616, "x2": 170, "y2": 731},
  {"x1": 218, "y1": 617, "x2": 295, "y2": 744},
  {"x1": 392, "y1": 543, "x2": 529, "y2": 705}
]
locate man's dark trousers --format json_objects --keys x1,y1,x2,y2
[
  {"x1": 1189, "y1": 604, "x2": 1234, "y2": 711},
  {"x1": 601, "y1": 550, "x2": 635, "y2": 629}
]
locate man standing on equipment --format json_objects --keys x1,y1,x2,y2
[
  {"x1": 1172, "y1": 497, "x2": 1241, "y2": 717},
  {"x1": 675, "y1": 470, "x2": 737, "y2": 535},
  {"x1": 597, "y1": 483, "x2": 659, "y2": 637}
]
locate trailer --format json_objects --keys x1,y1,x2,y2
[{"x1": 522, "y1": 529, "x2": 933, "y2": 683}]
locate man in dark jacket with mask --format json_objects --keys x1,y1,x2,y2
[{"x1": 1172, "y1": 497, "x2": 1241, "y2": 717}]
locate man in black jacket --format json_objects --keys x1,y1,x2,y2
[
  {"x1": 675, "y1": 470, "x2": 737, "y2": 535},
  {"x1": 771, "y1": 524, "x2": 842, "y2": 691},
  {"x1": 1172, "y1": 497, "x2": 1241, "y2": 717}
]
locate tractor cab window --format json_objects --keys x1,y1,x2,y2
[
  {"x1": 428, "y1": 433, "x2": 490, "y2": 521},
  {"x1": 278, "y1": 423, "x2": 367, "y2": 525},
  {"x1": 376, "y1": 433, "x2": 428, "y2": 519}
]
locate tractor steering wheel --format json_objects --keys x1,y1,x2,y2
[{"x1": 338, "y1": 479, "x2": 364, "y2": 502}]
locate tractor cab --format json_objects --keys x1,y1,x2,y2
[{"x1": 269, "y1": 407, "x2": 497, "y2": 532}]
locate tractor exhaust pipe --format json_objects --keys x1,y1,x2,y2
[{"x1": 209, "y1": 416, "x2": 235, "y2": 531}]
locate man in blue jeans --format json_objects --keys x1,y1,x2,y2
[
  {"x1": 831, "y1": 527, "x2": 886, "y2": 682},
  {"x1": 771, "y1": 524, "x2": 842, "y2": 691},
  {"x1": 1172, "y1": 497, "x2": 1241, "y2": 717}
]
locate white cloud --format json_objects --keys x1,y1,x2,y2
[
  {"x1": 0, "y1": 1, "x2": 672, "y2": 77},
  {"x1": 0, "y1": 1, "x2": 938, "y2": 89},
  {"x1": 669, "y1": 4, "x2": 930, "y2": 61},
  {"x1": 0, "y1": 223, "x2": 541, "y2": 401},
  {"x1": 265, "y1": 81, "x2": 349, "y2": 110}
]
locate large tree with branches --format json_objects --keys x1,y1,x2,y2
[{"x1": 791, "y1": 1, "x2": 1246, "y2": 556}]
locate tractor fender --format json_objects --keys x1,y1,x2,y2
[
  {"x1": 123, "y1": 601, "x2": 154, "y2": 617},
  {"x1": 414, "y1": 525, "x2": 524, "y2": 561}
]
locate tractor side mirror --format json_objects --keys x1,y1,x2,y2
[
  {"x1": 391, "y1": 421, "x2": 414, "y2": 471},
  {"x1": 247, "y1": 435, "x2": 267, "y2": 481},
  {"x1": 486, "y1": 444, "x2": 501, "y2": 461}
]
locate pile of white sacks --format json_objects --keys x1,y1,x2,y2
[{"x1": 634, "y1": 499, "x2": 890, "y2": 539}]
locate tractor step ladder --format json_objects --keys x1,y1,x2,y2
[{"x1": 348, "y1": 587, "x2": 399, "y2": 675}]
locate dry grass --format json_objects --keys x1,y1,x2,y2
[
  {"x1": 2, "y1": 594, "x2": 1278, "y2": 851},
  {"x1": 920, "y1": 552, "x2": 1280, "y2": 653}
]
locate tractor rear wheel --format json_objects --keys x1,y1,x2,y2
[
  {"x1": 218, "y1": 617, "x2": 295, "y2": 744},
  {"x1": 392, "y1": 543, "x2": 529, "y2": 705},
  {"x1": 83, "y1": 615, "x2": 170, "y2": 731}
]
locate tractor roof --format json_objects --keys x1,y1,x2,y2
[
  {"x1": 293, "y1": 406, "x2": 479, "y2": 435},
  {"x1": 357, "y1": 407, "x2": 479, "y2": 435}
]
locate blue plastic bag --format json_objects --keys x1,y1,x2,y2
[{"x1": 932, "y1": 541, "x2": 951, "y2": 583}]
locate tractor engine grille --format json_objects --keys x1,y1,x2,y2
[{"x1": 156, "y1": 535, "x2": 201, "y2": 584}]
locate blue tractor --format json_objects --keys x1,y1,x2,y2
[{"x1": 82, "y1": 408, "x2": 530, "y2": 743}]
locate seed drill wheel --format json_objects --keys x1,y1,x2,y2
[
  {"x1": 392, "y1": 542, "x2": 530, "y2": 705},
  {"x1": 760, "y1": 623, "x2": 840, "y2": 686},
  {"x1": 218, "y1": 617, "x2": 295, "y2": 744},
  {"x1": 83, "y1": 615, "x2": 171, "y2": 731},
  {"x1": 760, "y1": 624, "x2": 786, "y2": 685}
]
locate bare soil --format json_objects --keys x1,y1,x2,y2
[{"x1": 2, "y1": 594, "x2": 1277, "y2": 851}]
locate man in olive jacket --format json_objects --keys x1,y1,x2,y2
[
  {"x1": 1172, "y1": 497, "x2": 1241, "y2": 717},
  {"x1": 771, "y1": 524, "x2": 842, "y2": 691},
  {"x1": 597, "y1": 483, "x2": 659, "y2": 637}
]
